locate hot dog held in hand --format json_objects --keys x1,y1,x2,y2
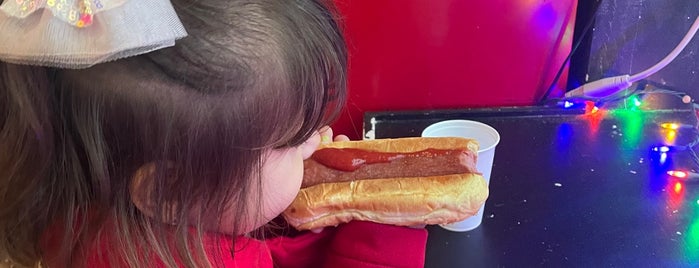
[{"x1": 282, "y1": 137, "x2": 489, "y2": 231}]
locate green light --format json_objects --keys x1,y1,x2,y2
[
  {"x1": 610, "y1": 109, "x2": 644, "y2": 160},
  {"x1": 686, "y1": 211, "x2": 699, "y2": 262},
  {"x1": 632, "y1": 96, "x2": 642, "y2": 107}
]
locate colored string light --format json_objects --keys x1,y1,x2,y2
[
  {"x1": 667, "y1": 170, "x2": 699, "y2": 181},
  {"x1": 668, "y1": 170, "x2": 688, "y2": 178},
  {"x1": 661, "y1": 123, "x2": 681, "y2": 130},
  {"x1": 660, "y1": 122, "x2": 694, "y2": 130},
  {"x1": 583, "y1": 101, "x2": 600, "y2": 114},
  {"x1": 632, "y1": 96, "x2": 642, "y2": 107},
  {"x1": 653, "y1": 146, "x2": 672, "y2": 153}
]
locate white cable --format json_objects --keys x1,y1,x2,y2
[
  {"x1": 565, "y1": 16, "x2": 699, "y2": 99},
  {"x1": 630, "y1": 16, "x2": 699, "y2": 82}
]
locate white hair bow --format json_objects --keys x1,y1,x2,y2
[{"x1": 0, "y1": 0, "x2": 188, "y2": 69}]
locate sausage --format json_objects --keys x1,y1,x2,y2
[{"x1": 302, "y1": 148, "x2": 479, "y2": 188}]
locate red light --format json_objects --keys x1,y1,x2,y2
[
  {"x1": 584, "y1": 101, "x2": 599, "y2": 114},
  {"x1": 674, "y1": 182, "x2": 683, "y2": 193}
]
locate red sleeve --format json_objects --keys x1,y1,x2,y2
[{"x1": 267, "y1": 221, "x2": 427, "y2": 268}]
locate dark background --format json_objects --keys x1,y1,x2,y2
[{"x1": 569, "y1": 0, "x2": 699, "y2": 97}]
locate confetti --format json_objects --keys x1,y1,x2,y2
[
  {"x1": 554, "y1": 183, "x2": 562, "y2": 187},
  {"x1": 630, "y1": 170, "x2": 637, "y2": 174}
]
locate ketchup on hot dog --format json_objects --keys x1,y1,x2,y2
[{"x1": 310, "y1": 148, "x2": 459, "y2": 172}]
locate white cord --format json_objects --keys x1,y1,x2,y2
[
  {"x1": 629, "y1": 16, "x2": 699, "y2": 82},
  {"x1": 565, "y1": 16, "x2": 699, "y2": 99}
]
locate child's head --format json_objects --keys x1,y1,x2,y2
[{"x1": 0, "y1": 0, "x2": 346, "y2": 266}]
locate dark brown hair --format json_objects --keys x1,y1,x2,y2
[{"x1": 0, "y1": 0, "x2": 346, "y2": 267}]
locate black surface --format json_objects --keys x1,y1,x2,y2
[{"x1": 365, "y1": 107, "x2": 699, "y2": 267}]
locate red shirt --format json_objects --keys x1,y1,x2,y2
[{"x1": 43, "y1": 220, "x2": 427, "y2": 267}]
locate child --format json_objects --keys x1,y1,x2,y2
[{"x1": 0, "y1": 0, "x2": 427, "y2": 267}]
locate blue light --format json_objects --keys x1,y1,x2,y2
[
  {"x1": 652, "y1": 146, "x2": 671, "y2": 153},
  {"x1": 563, "y1": 101, "x2": 574, "y2": 108}
]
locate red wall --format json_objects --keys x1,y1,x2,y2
[{"x1": 331, "y1": 0, "x2": 578, "y2": 139}]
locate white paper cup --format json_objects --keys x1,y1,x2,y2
[{"x1": 421, "y1": 120, "x2": 500, "y2": 232}]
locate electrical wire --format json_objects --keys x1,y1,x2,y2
[
  {"x1": 629, "y1": 16, "x2": 699, "y2": 83},
  {"x1": 641, "y1": 87, "x2": 699, "y2": 174},
  {"x1": 564, "y1": 16, "x2": 699, "y2": 99},
  {"x1": 539, "y1": 0, "x2": 603, "y2": 104}
]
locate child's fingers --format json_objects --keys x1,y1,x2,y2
[
  {"x1": 333, "y1": 134, "x2": 350, "y2": 142},
  {"x1": 319, "y1": 126, "x2": 333, "y2": 144},
  {"x1": 319, "y1": 126, "x2": 350, "y2": 143}
]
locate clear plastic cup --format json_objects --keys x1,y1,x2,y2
[{"x1": 421, "y1": 120, "x2": 500, "y2": 232}]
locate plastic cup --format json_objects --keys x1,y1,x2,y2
[{"x1": 421, "y1": 120, "x2": 500, "y2": 232}]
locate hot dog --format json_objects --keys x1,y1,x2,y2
[{"x1": 282, "y1": 137, "x2": 489, "y2": 230}]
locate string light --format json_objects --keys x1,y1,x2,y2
[
  {"x1": 653, "y1": 146, "x2": 672, "y2": 153},
  {"x1": 651, "y1": 145, "x2": 690, "y2": 153},
  {"x1": 633, "y1": 97, "x2": 642, "y2": 107},
  {"x1": 661, "y1": 123, "x2": 681, "y2": 130},
  {"x1": 556, "y1": 87, "x2": 699, "y2": 190},
  {"x1": 584, "y1": 101, "x2": 599, "y2": 114},
  {"x1": 668, "y1": 170, "x2": 688, "y2": 178},
  {"x1": 660, "y1": 122, "x2": 694, "y2": 130},
  {"x1": 666, "y1": 170, "x2": 699, "y2": 181},
  {"x1": 629, "y1": 96, "x2": 642, "y2": 108}
]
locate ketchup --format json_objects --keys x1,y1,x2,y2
[{"x1": 310, "y1": 148, "x2": 453, "y2": 172}]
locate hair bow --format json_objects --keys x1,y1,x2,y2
[{"x1": 0, "y1": 0, "x2": 188, "y2": 68}]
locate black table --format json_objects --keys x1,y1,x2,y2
[{"x1": 365, "y1": 106, "x2": 699, "y2": 267}]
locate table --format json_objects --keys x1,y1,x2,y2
[{"x1": 364, "y1": 105, "x2": 699, "y2": 267}]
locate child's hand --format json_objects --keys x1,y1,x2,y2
[{"x1": 319, "y1": 126, "x2": 350, "y2": 144}]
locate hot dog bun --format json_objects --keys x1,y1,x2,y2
[
  {"x1": 283, "y1": 173, "x2": 488, "y2": 230},
  {"x1": 316, "y1": 136, "x2": 480, "y2": 153},
  {"x1": 282, "y1": 137, "x2": 489, "y2": 230}
]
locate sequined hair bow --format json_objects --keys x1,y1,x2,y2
[{"x1": 0, "y1": 0, "x2": 187, "y2": 68}]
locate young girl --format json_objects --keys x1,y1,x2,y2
[{"x1": 0, "y1": 0, "x2": 427, "y2": 267}]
